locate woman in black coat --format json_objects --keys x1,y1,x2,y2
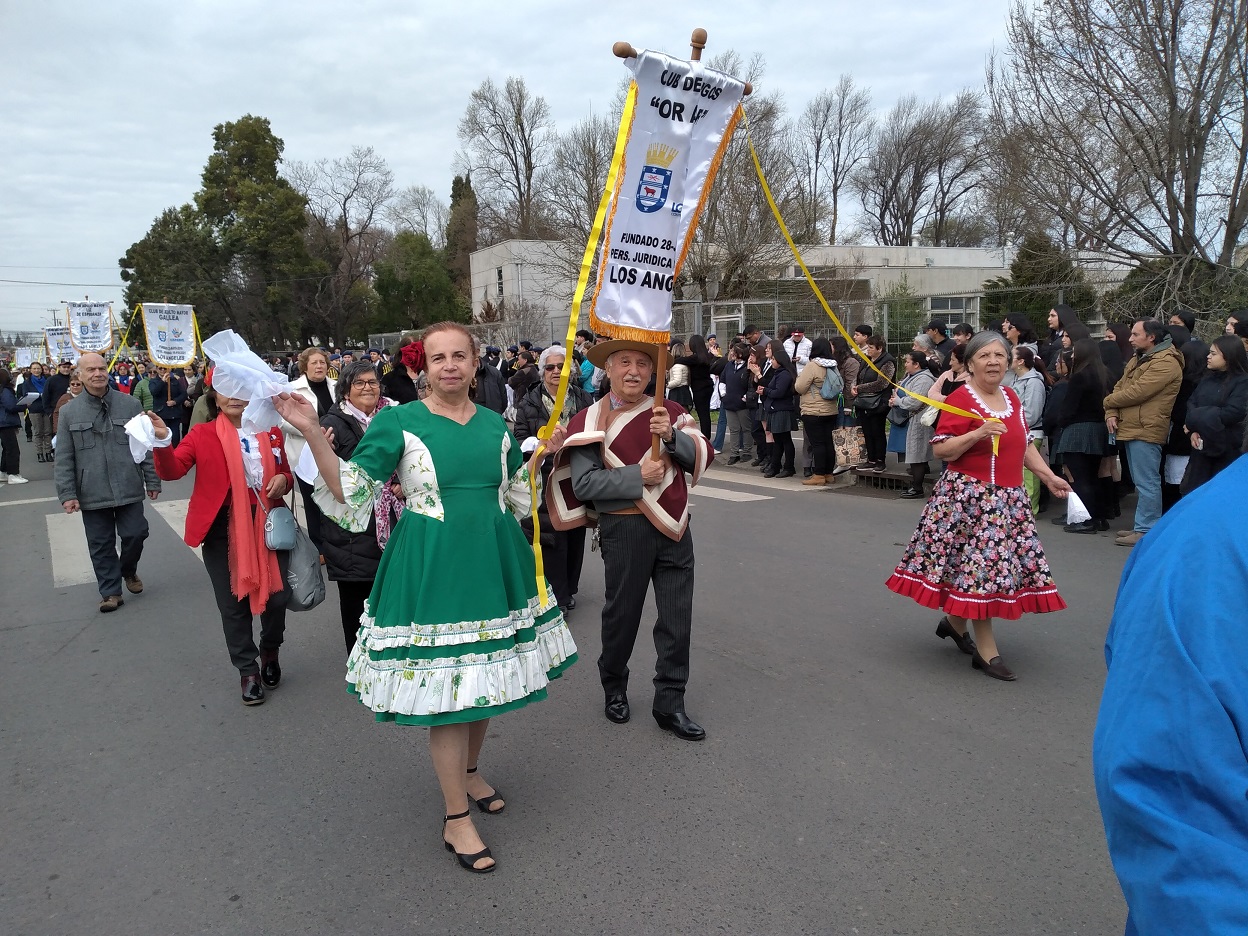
[
  {"x1": 761, "y1": 340, "x2": 797, "y2": 478},
  {"x1": 1181, "y1": 335, "x2": 1248, "y2": 495},
  {"x1": 319, "y1": 361, "x2": 405, "y2": 652},
  {"x1": 673, "y1": 334, "x2": 715, "y2": 438},
  {"x1": 1162, "y1": 338, "x2": 1209, "y2": 512},
  {"x1": 1050, "y1": 339, "x2": 1111, "y2": 532},
  {"x1": 147, "y1": 366, "x2": 188, "y2": 446},
  {"x1": 512, "y1": 347, "x2": 593, "y2": 612}
]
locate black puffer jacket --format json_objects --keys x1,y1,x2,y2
[
  {"x1": 1184, "y1": 370, "x2": 1248, "y2": 458},
  {"x1": 318, "y1": 405, "x2": 385, "y2": 582}
]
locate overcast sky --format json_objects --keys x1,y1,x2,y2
[{"x1": 0, "y1": 0, "x2": 1011, "y2": 334}]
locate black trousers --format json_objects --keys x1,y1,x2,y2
[
  {"x1": 860, "y1": 409, "x2": 888, "y2": 464},
  {"x1": 337, "y1": 579, "x2": 374, "y2": 653},
  {"x1": 297, "y1": 477, "x2": 325, "y2": 550},
  {"x1": 545, "y1": 527, "x2": 586, "y2": 609},
  {"x1": 803, "y1": 414, "x2": 836, "y2": 475},
  {"x1": 81, "y1": 501, "x2": 149, "y2": 598},
  {"x1": 691, "y1": 385, "x2": 713, "y2": 439},
  {"x1": 750, "y1": 408, "x2": 769, "y2": 461},
  {"x1": 201, "y1": 508, "x2": 288, "y2": 675},
  {"x1": 0, "y1": 427, "x2": 19, "y2": 474},
  {"x1": 597, "y1": 513, "x2": 695, "y2": 714}
]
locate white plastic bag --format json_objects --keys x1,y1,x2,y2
[{"x1": 1066, "y1": 491, "x2": 1091, "y2": 525}]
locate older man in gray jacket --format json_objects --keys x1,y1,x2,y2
[{"x1": 54, "y1": 353, "x2": 161, "y2": 612}]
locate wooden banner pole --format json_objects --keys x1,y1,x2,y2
[{"x1": 651, "y1": 343, "x2": 668, "y2": 460}]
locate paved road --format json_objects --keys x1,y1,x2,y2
[{"x1": 1, "y1": 439, "x2": 1129, "y2": 935}]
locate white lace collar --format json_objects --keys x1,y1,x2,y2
[{"x1": 963, "y1": 382, "x2": 1014, "y2": 419}]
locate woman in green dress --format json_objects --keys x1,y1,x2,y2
[{"x1": 276, "y1": 322, "x2": 576, "y2": 874}]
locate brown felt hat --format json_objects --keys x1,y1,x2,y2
[{"x1": 586, "y1": 339, "x2": 662, "y2": 369}]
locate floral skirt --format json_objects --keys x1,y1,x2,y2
[{"x1": 886, "y1": 470, "x2": 1066, "y2": 620}]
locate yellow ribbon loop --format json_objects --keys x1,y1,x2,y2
[
  {"x1": 108, "y1": 305, "x2": 142, "y2": 370},
  {"x1": 740, "y1": 107, "x2": 994, "y2": 431},
  {"x1": 527, "y1": 82, "x2": 639, "y2": 608}
]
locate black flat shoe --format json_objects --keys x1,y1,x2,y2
[
  {"x1": 1095, "y1": 519, "x2": 1110, "y2": 531},
  {"x1": 443, "y1": 810, "x2": 495, "y2": 873},
  {"x1": 653, "y1": 710, "x2": 706, "y2": 741},
  {"x1": 604, "y1": 692, "x2": 630, "y2": 724},
  {"x1": 749, "y1": 457, "x2": 765, "y2": 467},
  {"x1": 761, "y1": 469, "x2": 778, "y2": 478},
  {"x1": 935, "y1": 616, "x2": 976, "y2": 655},
  {"x1": 1050, "y1": 515, "x2": 1067, "y2": 525},
  {"x1": 775, "y1": 469, "x2": 796, "y2": 478},
  {"x1": 726, "y1": 455, "x2": 741, "y2": 465},
  {"x1": 259, "y1": 650, "x2": 281, "y2": 689},
  {"x1": 241, "y1": 673, "x2": 266, "y2": 705},
  {"x1": 1064, "y1": 520, "x2": 1097, "y2": 534},
  {"x1": 565, "y1": 595, "x2": 576, "y2": 611},
  {"x1": 971, "y1": 651, "x2": 1017, "y2": 681},
  {"x1": 899, "y1": 487, "x2": 923, "y2": 499},
  {"x1": 466, "y1": 766, "x2": 505, "y2": 814}
]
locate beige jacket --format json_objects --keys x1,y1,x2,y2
[
  {"x1": 1103, "y1": 340, "x2": 1183, "y2": 444},
  {"x1": 796, "y1": 360, "x2": 841, "y2": 417}
]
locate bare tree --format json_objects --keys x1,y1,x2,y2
[
  {"x1": 541, "y1": 113, "x2": 618, "y2": 249},
  {"x1": 852, "y1": 95, "x2": 941, "y2": 246},
  {"x1": 987, "y1": 0, "x2": 1248, "y2": 292},
  {"x1": 456, "y1": 77, "x2": 555, "y2": 241},
  {"x1": 789, "y1": 76, "x2": 874, "y2": 244},
  {"x1": 924, "y1": 90, "x2": 989, "y2": 246},
  {"x1": 387, "y1": 184, "x2": 448, "y2": 248},
  {"x1": 286, "y1": 146, "x2": 395, "y2": 344}
]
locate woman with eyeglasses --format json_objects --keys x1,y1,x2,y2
[
  {"x1": 318, "y1": 361, "x2": 404, "y2": 652},
  {"x1": 52, "y1": 370, "x2": 84, "y2": 436},
  {"x1": 513, "y1": 346, "x2": 594, "y2": 612}
]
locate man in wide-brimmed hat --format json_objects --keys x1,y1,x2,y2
[{"x1": 545, "y1": 338, "x2": 715, "y2": 741}]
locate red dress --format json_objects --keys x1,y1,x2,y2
[{"x1": 885, "y1": 384, "x2": 1066, "y2": 620}]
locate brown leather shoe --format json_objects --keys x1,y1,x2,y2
[
  {"x1": 935, "y1": 616, "x2": 976, "y2": 655},
  {"x1": 124, "y1": 576, "x2": 144, "y2": 594},
  {"x1": 99, "y1": 595, "x2": 124, "y2": 613},
  {"x1": 971, "y1": 651, "x2": 1017, "y2": 681}
]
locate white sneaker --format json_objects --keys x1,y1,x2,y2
[{"x1": 6, "y1": 474, "x2": 29, "y2": 484}]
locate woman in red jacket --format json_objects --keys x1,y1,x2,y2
[{"x1": 148, "y1": 384, "x2": 293, "y2": 706}]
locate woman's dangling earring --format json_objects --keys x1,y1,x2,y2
[{"x1": 470, "y1": 376, "x2": 478, "y2": 390}]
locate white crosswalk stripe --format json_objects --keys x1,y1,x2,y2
[
  {"x1": 688, "y1": 484, "x2": 772, "y2": 503},
  {"x1": 46, "y1": 498, "x2": 199, "y2": 590}
]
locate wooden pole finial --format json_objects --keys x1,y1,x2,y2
[
  {"x1": 613, "y1": 41, "x2": 638, "y2": 59},
  {"x1": 690, "y1": 28, "x2": 707, "y2": 61}
]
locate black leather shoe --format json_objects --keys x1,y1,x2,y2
[
  {"x1": 1095, "y1": 519, "x2": 1111, "y2": 531},
  {"x1": 726, "y1": 455, "x2": 741, "y2": 465},
  {"x1": 241, "y1": 673, "x2": 266, "y2": 705},
  {"x1": 761, "y1": 468, "x2": 778, "y2": 478},
  {"x1": 1064, "y1": 520, "x2": 1097, "y2": 534},
  {"x1": 803, "y1": 467, "x2": 814, "y2": 478},
  {"x1": 653, "y1": 710, "x2": 706, "y2": 741},
  {"x1": 604, "y1": 693, "x2": 630, "y2": 724},
  {"x1": 935, "y1": 616, "x2": 976, "y2": 655},
  {"x1": 260, "y1": 650, "x2": 281, "y2": 690},
  {"x1": 565, "y1": 595, "x2": 576, "y2": 611},
  {"x1": 971, "y1": 651, "x2": 1017, "y2": 681},
  {"x1": 775, "y1": 469, "x2": 796, "y2": 478},
  {"x1": 750, "y1": 457, "x2": 765, "y2": 467},
  {"x1": 899, "y1": 487, "x2": 924, "y2": 499},
  {"x1": 1050, "y1": 515, "x2": 1067, "y2": 525}
]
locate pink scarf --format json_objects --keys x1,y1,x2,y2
[{"x1": 215, "y1": 415, "x2": 282, "y2": 615}]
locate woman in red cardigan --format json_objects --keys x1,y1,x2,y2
[{"x1": 148, "y1": 384, "x2": 293, "y2": 705}]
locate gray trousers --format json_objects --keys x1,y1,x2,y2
[
  {"x1": 724, "y1": 408, "x2": 753, "y2": 457},
  {"x1": 81, "y1": 501, "x2": 149, "y2": 598},
  {"x1": 201, "y1": 507, "x2": 288, "y2": 675},
  {"x1": 597, "y1": 513, "x2": 695, "y2": 714},
  {"x1": 31, "y1": 412, "x2": 53, "y2": 458}
]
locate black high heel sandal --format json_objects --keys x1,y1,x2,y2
[
  {"x1": 443, "y1": 810, "x2": 495, "y2": 873},
  {"x1": 467, "y1": 766, "x2": 505, "y2": 814}
]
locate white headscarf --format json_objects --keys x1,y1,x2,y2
[{"x1": 201, "y1": 330, "x2": 290, "y2": 434}]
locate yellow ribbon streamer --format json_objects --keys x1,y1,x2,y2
[
  {"x1": 108, "y1": 306, "x2": 142, "y2": 370},
  {"x1": 526, "y1": 82, "x2": 639, "y2": 607},
  {"x1": 740, "y1": 108, "x2": 1000, "y2": 454}
]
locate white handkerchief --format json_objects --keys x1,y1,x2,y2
[
  {"x1": 294, "y1": 444, "x2": 320, "y2": 485},
  {"x1": 123, "y1": 413, "x2": 171, "y2": 463},
  {"x1": 201, "y1": 329, "x2": 290, "y2": 434},
  {"x1": 1065, "y1": 491, "x2": 1091, "y2": 525}
]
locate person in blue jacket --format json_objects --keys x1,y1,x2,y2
[{"x1": 1093, "y1": 438, "x2": 1248, "y2": 935}]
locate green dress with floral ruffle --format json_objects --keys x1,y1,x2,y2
[{"x1": 314, "y1": 401, "x2": 577, "y2": 726}]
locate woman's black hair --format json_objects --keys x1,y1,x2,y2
[
  {"x1": 686, "y1": 334, "x2": 712, "y2": 365},
  {"x1": 768, "y1": 340, "x2": 797, "y2": 380},
  {"x1": 1106, "y1": 322, "x2": 1133, "y2": 359},
  {"x1": 1179, "y1": 340, "x2": 1209, "y2": 385},
  {"x1": 203, "y1": 386, "x2": 220, "y2": 421},
  {"x1": 810, "y1": 336, "x2": 834, "y2": 360},
  {"x1": 0, "y1": 368, "x2": 11, "y2": 390},
  {"x1": 904, "y1": 350, "x2": 928, "y2": 370},
  {"x1": 1004, "y1": 312, "x2": 1038, "y2": 344},
  {"x1": 1212, "y1": 334, "x2": 1248, "y2": 375},
  {"x1": 1070, "y1": 338, "x2": 1110, "y2": 396}
]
